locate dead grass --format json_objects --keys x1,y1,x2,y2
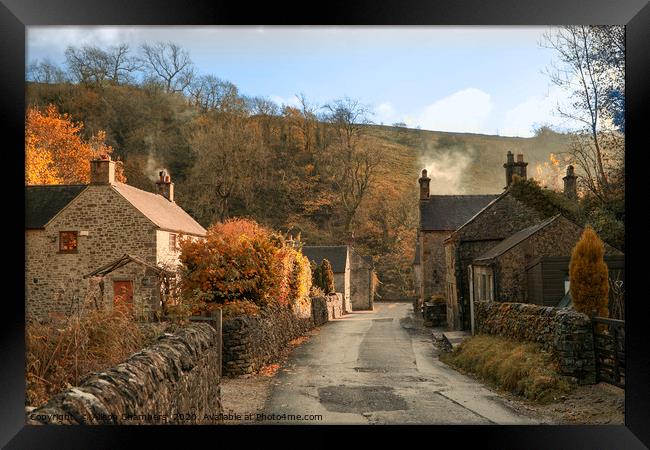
[
  {"x1": 439, "y1": 334, "x2": 573, "y2": 404},
  {"x1": 25, "y1": 306, "x2": 166, "y2": 407}
]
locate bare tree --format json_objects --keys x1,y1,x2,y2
[
  {"x1": 140, "y1": 42, "x2": 194, "y2": 94},
  {"x1": 322, "y1": 97, "x2": 379, "y2": 232},
  {"x1": 105, "y1": 44, "x2": 142, "y2": 85},
  {"x1": 65, "y1": 45, "x2": 111, "y2": 86},
  {"x1": 185, "y1": 114, "x2": 264, "y2": 222},
  {"x1": 542, "y1": 26, "x2": 625, "y2": 202},
  {"x1": 26, "y1": 59, "x2": 69, "y2": 84}
]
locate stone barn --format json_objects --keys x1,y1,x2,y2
[
  {"x1": 25, "y1": 157, "x2": 207, "y2": 321},
  {"x1": 302, "y1": 245, "x2": 352, "y2": 313},
  {"x1": 348, "y1": 247, "x2": 375, "y2": 311},
  {"x1": 301, "y1": 245, "x2": 376, "y2": 313}
]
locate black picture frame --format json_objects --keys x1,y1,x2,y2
[{"x1": 2, "y1": 0, "x2": 648, "y2": 447}]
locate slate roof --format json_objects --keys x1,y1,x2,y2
[
  {"x1": 25, "y1": 182, "x2": 207, "y2": 236},
  {"x1": 301, "y1": 246, "x2": 349, "y2": 273},
  {"x1": 26, "y1": 185, "x2": 87, "y2": 229},
  {"x1": 473, "y1": 215, "x2": 561, "y2": 262},
  {"x1": 112, "y1": 183, "x2": 207, "y2": 236},
  {"x1": 420, "y1": 195, "x2": 499, "y2": 231}
]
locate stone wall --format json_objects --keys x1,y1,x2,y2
[
  {"x1": 421, "y1": 231, "x2": 451, "y2": 300},
  {"x1": 311, "y1": 296, "x2": 329, "y2": 326},
  {"x1": 349, "y1": 249, "x2": 373, "y2": 310},
  {"x1": 326, "y1": 293, "x2": 344, "y2": 320},
  {"x1": 27, "y1": 324, "x2": 222, "y2": 424},
  {"x1": 474, "y1": 301, "x2": 596, "y2": 384},
  {"x1": 222, "y1": 303, "x2": 313, "y2": 376}
]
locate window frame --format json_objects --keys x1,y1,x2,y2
[
  {"x1": 58, "y1": 230, "x2": 79, "y2": 253},
  {"x1": 169, "y1": 233, "x2": 177, "y2": 252}
]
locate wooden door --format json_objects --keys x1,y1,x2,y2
[{"x1": 113, "y1": 280, "x2": 134, "y2": 310}]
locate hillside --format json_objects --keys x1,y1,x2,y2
[{"x1": 25, "y1": 82, "x2": 571, "y2": 297}]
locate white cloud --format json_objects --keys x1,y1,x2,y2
[
  {"x1": 406, "y1": 88, "x2": 493, "y2": 133},
  {"x1": 500, "y1": 84, "x2": 580, "y2": 137},
  {"x1": 269, "y1": 94, "x2": 300, "y2": 108},
  {"x1": 374, "y1": 102, "x2": 396, "y2": 125}
]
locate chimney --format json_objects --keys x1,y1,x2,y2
[
  {"x1": 156, "y1": 170, "x2": 174, "y2": 202},
  {"x1": 504, "y1": 151, "x2": 527, "y2": 188},
  {"x1": 418, "y1": 169, "x2": 431, "y2": 200},
  {"x1": 563, "y1": 165, "x2": 577, "y2": 200},
  {"x1": 90, "y1": 155, "x2": 115, "y2": 185}
]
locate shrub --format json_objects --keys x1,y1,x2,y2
[
  {"x1": 25, "y1": 306, "x2": 147, "y2": 407},
  {"x1": 178, "y1": 218, "x2": 284, "y2": 313},
  {"x1": 179, "y1": 218, "x2": 312, "y2": 316},
  {"x1": 569, "y1": 227, "x2": 610, "y2": 318},
  {"x1": 311, "y1": 260, "x2": 322, "y2": 291},
  {"x1": 320, "y1": 259, "x2": 336, "y2": 294}
]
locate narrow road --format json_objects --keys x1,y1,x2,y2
[{"x1": 262, "y1": 302, "x2": 537, "y2": 424}]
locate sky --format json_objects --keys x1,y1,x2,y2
[{"x1": 26, "y1": 26, "x2": 580, "y2": 137}]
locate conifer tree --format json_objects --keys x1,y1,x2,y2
[
  {"x1": 569, "y1": 227, "x2": 609, "y2": 317},
  {"x1": 320, "y1": 259, "x2": 336, "y2": 294}
]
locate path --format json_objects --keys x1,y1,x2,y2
[{"x1": 262, "y1": 302, "x2": 537, "y2": 424}]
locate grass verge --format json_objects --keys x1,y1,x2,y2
[{"x1": 439, "y1": 334, "x2": 574, "y2": 404}]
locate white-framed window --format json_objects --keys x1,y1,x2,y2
[{"x1": 169, "y1": 233, "x2": 177, "y2": 252}]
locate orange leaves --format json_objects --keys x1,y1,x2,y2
[
  {"x1": 25, "y1": 104, "x2": 125, "y2": 185},
  {"x1": 178, "y1": 218, "x2": 313, "y2": 316},
  {"x1": 569, "y1": 227, "x2": 610, "y2": 318}
]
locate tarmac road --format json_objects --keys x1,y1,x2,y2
[{"x1": 262, "y1": 302, "x2": 538, "y2": 425}]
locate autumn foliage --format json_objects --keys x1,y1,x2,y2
[
  {"x1": 25, "y1": 104, "x2": 125, "y2": 185},
  {"x1": 178, "y1": 218, "x2": 312, "y2": 315},
  {"x1": 569, "y1": 227, "x2": 610, "y2": 318}
]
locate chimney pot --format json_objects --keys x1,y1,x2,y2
[{"x1": 516, "y1": 154, "x2": 524, "y2": 162}]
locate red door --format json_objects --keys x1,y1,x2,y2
[{"x1": 113, "y1": 280, "x2": 134, "y2": 310}]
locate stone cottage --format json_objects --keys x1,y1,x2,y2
[
  {"x1": 301, "y1": 245, "x2": 375, "y2": 312},
  {"x1": 414, "y1": 170, "x2": 499, "y2": 309},
  {"x1": 25, "y1": 157, "x2": 207, "y2": 321},
  {"x1": 470, "y1": 214, "x2": 623, "y2": 308},
  {"x1": 443, "y1": 161, "x2": 583, "y2": 330}
]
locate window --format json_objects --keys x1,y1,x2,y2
[
  {"x1": 487, "y1": 274, "x2": 494, "y2": 301},
  {"x1": 169, "y1": 233, "x2": 177, "y2": 251},
  {"x1": 59, "y1": 231, "x2": 78, "y2": 253}
]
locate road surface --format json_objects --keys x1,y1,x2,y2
[{"x1": 262, "y1": 302, "x2": 537, "y2": 425}]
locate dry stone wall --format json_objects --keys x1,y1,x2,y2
[
  {"x1": 311, "y1": 296, "x2": 329, "y2": 326},
  {"x1": 27, "y1": 324, "x2": 222, "y2": 424},
  {"x1": 222, "y1": 303, "x2": 313, "y2": 376},
  {"x1": 474, "y1": 301, "x2": 596, "y2": 384}
]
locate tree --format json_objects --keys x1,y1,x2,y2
[
  {"x1": 25, "y1": 104, "x2": 125, "y2": 184},
  {"x1": 140, "y1": 42, "x2": 194, "y2": 94},
  {"x1": 187, "y1": 75, "x2": 245, "y2": 112},
  {"x1": 542, "y1": 26, "x2": 625, "y2": 204},
  {"x1": 26, "y1": 59, "x2": 69, "y2": 84},
  {"x1": 322, "y1": 97, "x2": 380, "y2": 232},
  {"x1": 320, "y1": 259, "x2": 336, "y2": 294},
  {"x1": 65, "y1": 45, "x2": 111, "y2": 86},
  {"x1": 184, "y1": 114, "x2": 264, "y2": 223},
  {"x1": 569, "y1": 227, "x2": 609, "y2": 318}
]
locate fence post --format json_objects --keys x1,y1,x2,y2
[{"x1": 212, "y1": 309, "x2": 222, "y2": 380}]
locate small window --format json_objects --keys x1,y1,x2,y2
[
  {"x1": 169, "y1": 233, "x2": 177, "y2": 251},
  {"x1": 59, "y1": 231, "x2": 78, "y2": 253}
]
